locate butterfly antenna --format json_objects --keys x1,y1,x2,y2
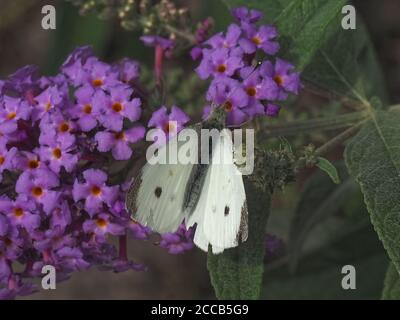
[{"x1": 206, "y1": 60, "x2": 263, "y2": 128}]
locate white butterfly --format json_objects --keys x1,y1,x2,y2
[
  {"x1": 125, "y1": 125, "x2": 248, "y2": 254},
  {"x1": 125, "y1": 62, "x2": 263, "y2": 253}
]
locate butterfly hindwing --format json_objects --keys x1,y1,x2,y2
[{"x1": 187, "y1": 129, "x2": 248, "y2": 252}]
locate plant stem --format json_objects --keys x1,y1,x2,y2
[
  {"x1": 119, "y1": 235, "x2": 128, "y2": 261},
  {"x1": 302, "y1": 81, "x2": 366, "y2": 111},
  {"x1": 389, "y1": 104, "x2": 400, "y2": 112},
  {"x1": 155, "y1": 45, "x2": 164, "y2": 86},
  {"x1": 259, "y1": 111, "x2": 368, "y2": 139},
  {"x1": 314, "y1": 122, "x2": 364, "y2": 157},
  {"x1": 207, "y1": 182, "x2": 272, "y2": 299},
  {"x1": 164, "y1": 24, "x2": 197, "y2": 44}
]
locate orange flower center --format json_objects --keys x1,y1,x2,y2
[
  {"x1": 59, "y1": 122, "x2": 70, "y2": 133},
  {"x1": 224, "y1": 101, "x2": 233, "y2": 112},
  {"x1": 32, "y1": 186, "x2": 43, "y2": 197},
  {"x1": 164, "y1": 121, "x2": 176, "y2": 133},
  {"x1": 83, "y1": 104, "x2": 92, "y2": 114},
  {"x1": 246, "y1": 87, "x2": 257, "y2": 97},
  {"x1": 112, "y1": 102, "x2": 123, "y2": 112},
  {"x1": 96, "y1": 218, "x2": 108, "y2": 228},
  {"x1": 92, "y1": 79, "x2": 103, "y2": 87},
  {"x1": 14, "y1": 208, "x2": 24, "y2": 218},
  {"x1": 274, "y1": 75, "x2": 284, "y2": 86},
  {"x1": 45, "y1": 102, "x2": 52, "y2": 111},
  {"x1": 7, "y1": 112, "x2": 16, "y2": 120},
  {"x1": 251, "y1": 36, "x2": 262, "y2": 45},
  {"x1": 0, "y1": 156, "x2": 4, "y2": 166},
  {"x1": 52, "y1": 148, "x2": 62, "y2": 159},
  {"x1": 28, "y1": 159, "x2": 39, "y2": 169},
  {"x1": 114, "y1": 132, "x2": 125, "y2": 140},
  {"x1": 91, "y1": 186, "x2": 102, "y2": 196},
  {"x1": 216, "y1": 64, "x2": 227, "y2": 73}
]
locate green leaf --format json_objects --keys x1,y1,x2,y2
[
  {"x1": 382, "y1": 263, "x2": 400, "y2": 300},
  {"x1": 316, "y1": 157, "x2": 340, "y2": 184},
  {"x1": 223, "y1": 0, "x2": 346, "y2": 70},
  {"x1": 289, "y1": 164, "x2": 358, "y2": 270},
  {"x1": 304, "y1": 26, "x2": 388, "y2": 105},
  {"x1": 345, "y1": 109, "x2": 400, "y2": 274},
  {"x1": 207, "y1": 181, "x2": 272, "y2": 299},
  {"x1": 264, "y1": 222, "x2": 388, "y2": 299},
  {"x1": 222, "y1": 0, "x2": 387, "y2": 103},
  {"x1": 44, "y1": 2, "x2": 112, "y2": 74}
]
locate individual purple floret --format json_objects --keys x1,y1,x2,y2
[
  {"x1": 95, "y1": 125, "x2": 145, "y2": 160},
  {"x1": 195, "y1": 48, "x2": 244, "y2": 80},
  {"x1": 72, "y1": 169, "x2": 118, "y2": 216},
  {"x1": 239, "y1": 24, "x2": 280, "y2": 55},
  {"x1": 159, "y1": 224, "x2": 195, "y2": 255},
  {"x1": 69, "y1": 85, "x2": 99, "y2": 132},
  {"x1": 148, "y1": 105, "x2": 190, "y2": 143},
  {"x1": 140, "y1": 35, "x2": 175, "y2": 57},
  {"x1": 231, "y1": 6, "x2": 263, "y2": 24},
  {"x1": 260, "y1": 59, "x2": 302, "y2": 99},
  {"x1": 0, "y1": 196, "x2": 40, "y2": 232},
  {"x1": 113, "y1": 58, "x2": 141, "y2": 84},
  {"x1": 0, "y1": 96, "x2": 30, "y2": 123},
  {"x1": 15, "y1": 168, "x2": 60, "y2": 214},
  {"x1": 38, "y1": 133, "x2": 78, "y2": 173},
  {"x1": 205, "y1": 78, "x2": 249, "y2": 125},
  {"x1": 32, "y1": 86, "x2": 63, "y2": 122},
  {"x1": 94, "y1": 85, "x2": 141, "y2": 132},
  {"x1": 83, "y1": 213, "x2": 125, "y2": 237}
]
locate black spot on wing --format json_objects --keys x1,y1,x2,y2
[
  {"x1": 224, "y1": 206, "x2": 230, "y2": 216},
  {"x1": 154, "y1": 187, "x2": 162, "y2": 198}
]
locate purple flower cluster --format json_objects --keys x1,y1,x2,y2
[
  {"x1": 193, "y1": 7, "x2": 301, "y2": 126},
  {"x1": 0, "y1": 47, "x2": 155, "y2": 299}
]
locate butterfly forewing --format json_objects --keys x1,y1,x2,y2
[{"x1": 126, "y1": 126, "x2": 201, "y2": 233}]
